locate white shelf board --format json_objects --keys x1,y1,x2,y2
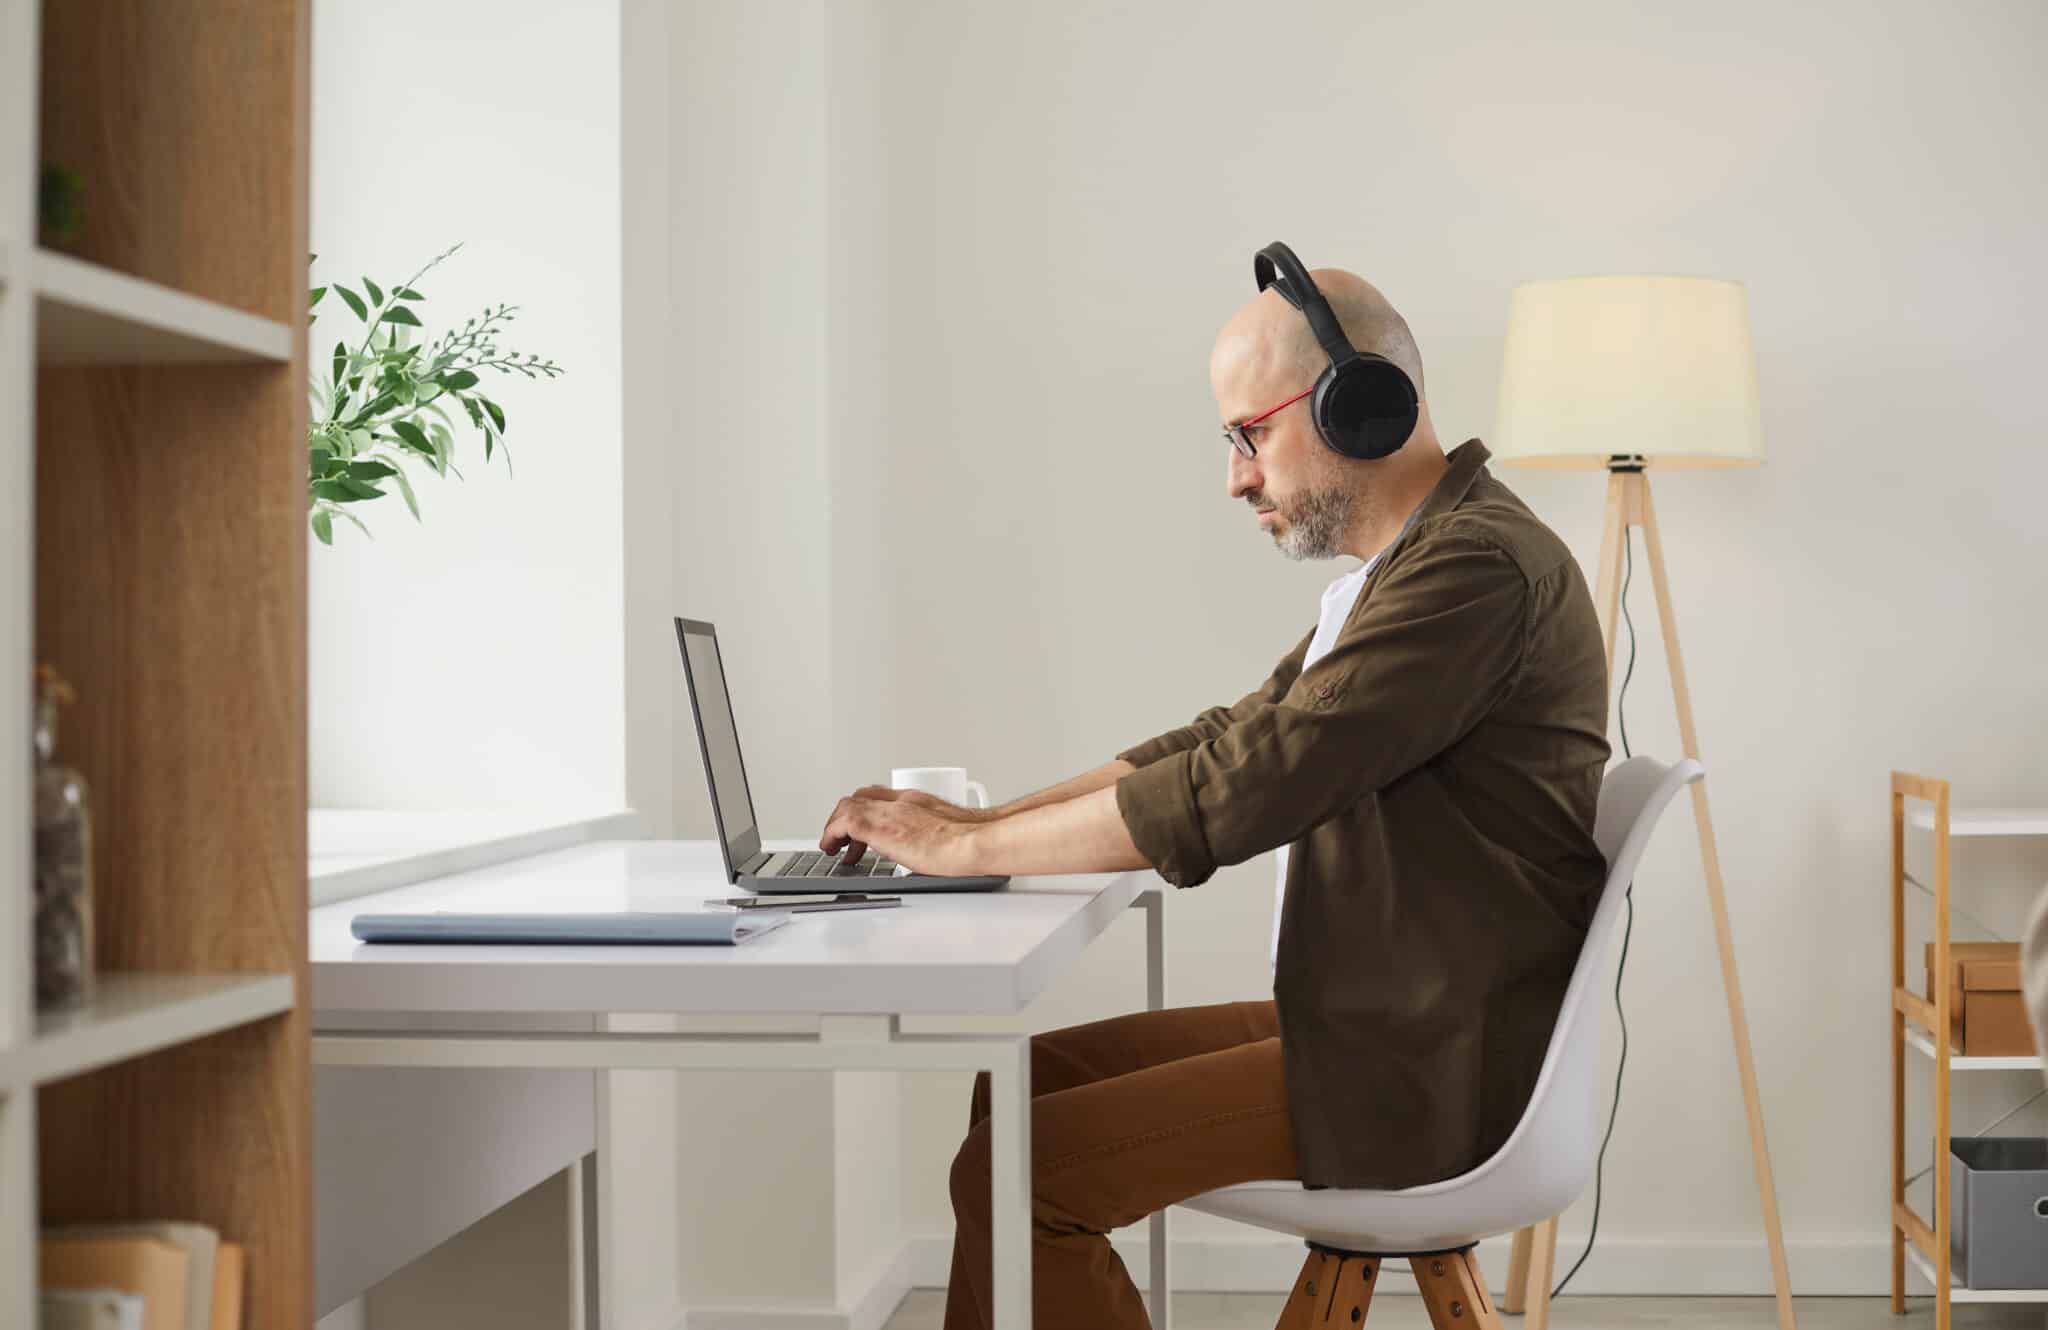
[
  {"x1": 1904, "y1": 1023, "x2": 2043, "y2": 1071},
  {"x1": 1, "y1": 972, "x2": 294, "y2": 1089},
  {"x1": 33, "y1": 248, "x2": 292, "y2": 365},
  {"x1": 1906, "y1": 805, "x2": 2048, "y2": 837},
  {"x1": 1905, "y1": 1239, "x2": 2048, "y2": 1302}
]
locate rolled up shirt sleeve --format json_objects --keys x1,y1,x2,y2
[
  {"x1": 1115, "y1": 534, "x2": 1530, "y2": 887},
  {"x1": 1117, "y1": 628, "x2": 1313, "y2": 770}
]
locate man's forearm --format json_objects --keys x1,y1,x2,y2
[
  {"x1": 968, "y1": 784, "x2": 1150, "y2": 876},
  {"x1": 991, "y1": 759, "x2": 1136, "y2": 819}
]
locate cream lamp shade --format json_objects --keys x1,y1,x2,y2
[{"x1": 1492, "y1": 275, "x2": 1764, "y2": 469}]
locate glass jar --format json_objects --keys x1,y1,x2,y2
[{"x1": 33, "y1": 666, "x2": 94, "y2": 1008}]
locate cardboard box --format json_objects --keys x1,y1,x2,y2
[{"x1": 1925, "y1": 941, "x2": 2035, "y2": 1057}]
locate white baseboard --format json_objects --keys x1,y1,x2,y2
[
  {"x1": 672, "y1": 1226, "x2": 1904, "y2": 1328},
  {"x1": 898, "y1": 1229, "x2": 1899, "y2": 1299},
  {"x1": 677, "y1": 1239, "x2": 918, "y2": 1330}
]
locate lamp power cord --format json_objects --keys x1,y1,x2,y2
[
  {"x1": 1551, "y1": 527, "x2": 1637, "y2": 1300},
  {"x1": 1545, "y1": 536, "x2": 2048, "y2": 1293}
]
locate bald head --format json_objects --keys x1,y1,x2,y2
[
  {"x1": 1211, "y1": 268, "x2": 1425, "y2": 402},
  {"x1": 1211, "y1": 262, "x2": 1447, "y2": 564}
]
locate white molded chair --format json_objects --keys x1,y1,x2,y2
[{"x1": 1180, "y1": 755, "x2": 1705, "y2": 1329}]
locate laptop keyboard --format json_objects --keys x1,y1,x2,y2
[{"x1": 782, "y1": 851, "x2": 903, "y2": 879}]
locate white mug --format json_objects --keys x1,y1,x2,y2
[{"x1": 890, "y1": 766, "x2": 990, "y2": 810}]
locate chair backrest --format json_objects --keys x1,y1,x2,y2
[{"x1": 1394, "y1": 754, "x2": 1703, "y2": 1207}]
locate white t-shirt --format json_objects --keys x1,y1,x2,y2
[{"x1": 1271, "y1": 552, "x2": 1384, "y2": 978}]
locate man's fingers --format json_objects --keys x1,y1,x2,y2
[
  {"x1": 821, "y1": 797, "x2": 859, "y2": 851},
  {"x1": 821, "y1": 797, "x2": 873, "y2": 864}
]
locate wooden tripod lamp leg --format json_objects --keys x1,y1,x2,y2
[
  {"x1": 1523, "y1": 1217, "x2": 1557, "y2": 1330},
  {"x1": 1503, "y1": 475, "x2": 1627, "y2": 1321},
  {"x1": 1505, "y1": 469, "x2": 1797, "y2": 1330},
  {"x1": 1635, "y1": 476, "x2": 1798, "y2": 1330},
  {"x1": 1501, "y1": 1226, "x2": 1534, "y2": 1312}
]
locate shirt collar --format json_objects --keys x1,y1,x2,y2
[
  {"x1": 1357, "y1": 438, "x2": 1492, "y2": 576},
  {"x1": 1415, "y1": 437, "x2": 1492, "y2": 524}
]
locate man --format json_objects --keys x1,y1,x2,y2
[{"x1": 819, "y1": 251, "x2": 1611, "y2": 1330}]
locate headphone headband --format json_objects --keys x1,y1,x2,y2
[
  {"x1": 1247, "y1": 241, "x2": 1419, "y2": 462},
  {"x1": 1254, "y1": 242, "x2": 1359, "y2": 369}
]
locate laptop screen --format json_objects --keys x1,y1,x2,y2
[{"x1": 674, "y1": 618, "x2": 762, "y2": 873}]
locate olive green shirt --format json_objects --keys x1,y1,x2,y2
[{"x1": 1115, "y1": 439, "x2": 1611, "y2": 1190}]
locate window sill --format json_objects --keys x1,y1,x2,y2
[{"x1": 309, "y1": 807, "x2": 642, "y2": 908}]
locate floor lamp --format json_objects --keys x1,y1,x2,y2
[{"x1": 1487, "y1": 275, "x2": 1796, "y2": 1330}]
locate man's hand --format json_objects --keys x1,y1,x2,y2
[
  {"x1": 820, "y1": 792, "x2": 980, "y2": 875},
  {"x1": 818, "y1": 780, "x2": 1150, "y2": 879},
  {"x1": 840, "y1": 784, "x2": 999, "y2": 824}
]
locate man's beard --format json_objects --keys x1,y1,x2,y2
[{"x1": 1259, "y1": 482, "x2": 1356, "y2": 561}]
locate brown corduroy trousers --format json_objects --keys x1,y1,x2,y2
[{"x1": 943, "y1": 999, "x2": 1300, "y2": 1330}]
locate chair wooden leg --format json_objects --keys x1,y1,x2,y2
[
  {"x1": 1273, "y1": 1246, "x2": 1383, "y2": 1330},
  {"x1": 1501, "y1": 1226, "x2": 1534, "y2": 1312},
  {"x1": 1411, "y1": 1248, "x2": 1505, "y2": 1330}
]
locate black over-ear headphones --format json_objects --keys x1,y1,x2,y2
[{"x1": 1253, "y1": 241, "x2": 1419, "y2": 461}]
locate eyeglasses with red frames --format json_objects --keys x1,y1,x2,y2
[{"x1": 1221, "y1": 385, "x2": 1314, "y2": 459}]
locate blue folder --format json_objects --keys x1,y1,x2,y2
[{"x1": 350, "y1": 909, "x2": 793, "y2": 945}]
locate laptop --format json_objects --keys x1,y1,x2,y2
[{"x1": 675, "y1": 617, "x2": 1009, "y2": 894}]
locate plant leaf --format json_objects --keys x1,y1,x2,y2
[
  {"x1": 310, "y1": 286, "x2": 327, "y2": 309},
  {"x1": 347, "y1": 460, "x2": 398, "y2": 481},
  {"x1": 439, "y1": 369, "x2": 480, "y2": 391},
  {"x1": 381, "y1": 305, "x2": 423, "y2": 327},
  {"x1": 332, "y1": 341, "x2": 347, "y2": 387},
  {"x1": 479, "y1": 396, "x2": 506, "y2": 432},
  {"x1": 390, "y1": 420, "x2": 432, "y2": 455},
  {"x1": 336, "y1": 285, "x2": 369, "y2": 322},
  {"x1": 311, "y1": 508, "x2": 334, "y2": 544},
  {"x1": 483, "y1": 430, "x2": 494, "y2": 463},
  {"x1": 391, "y1": 466, "x2": 421, "y2": 520},
  {"x1": 396, "y1": 287, "x2": 424, "y2": 300},
  {"x1": 363, "y1": 276, "x2": 384, "y2": 305},
  {"x1": 336, "y1": 506, "x2": 374, "y2": 539}
]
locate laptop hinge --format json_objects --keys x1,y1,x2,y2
[{"x1": 742, "y1": 850, "x2": 773, "y2": 875}]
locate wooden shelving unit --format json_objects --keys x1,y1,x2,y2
[
  {"x1": 0, "y1": 0, "x2": 312, "y2": 1326},
  {"x1": 6, "y1": 974, "x2": 297, "y2": 1091},
  {"x1": 1889, "y1": 772, "x2": 2048, "y2": 1330},
  {"x1": 34, "y1": 248, "x2": 295, "y2": 366}
]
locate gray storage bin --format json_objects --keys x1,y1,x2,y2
[{"x1": 1949, "y1": 1137, "x2": 2048, "y2": 1290}]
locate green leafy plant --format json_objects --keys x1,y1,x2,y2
[
  {"x1": 39, "y1": 164, "x2": 83, "y2": 245},
  {"x1": 307, "y1": 243, "x2": 563, "y2": 544}
]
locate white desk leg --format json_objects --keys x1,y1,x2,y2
[
  {"x1": 1137, "y1": 888, "x2": 1171, "y2": 1330},
  {"x1": 987, "y1": 1035, "x2": 1033, "y2": 1330},
  {"x1": 574, "y1": 1150, "x2": 601, "y2": 1330}
]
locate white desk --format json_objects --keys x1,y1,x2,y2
[{"x1": 310, "y1": 840, "x2": 1168, "y2": 1330}]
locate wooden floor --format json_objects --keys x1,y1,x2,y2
[{"x1": 884, "y1": 1291, "x2": 2047, "y2": 1330}]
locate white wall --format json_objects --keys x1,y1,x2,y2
[
  {"x1": 630, "y1": 0, "x2": 2048, "y2": 1303},
  {"x1": 620, "y1": 1, "x2": 904, "y2": 1314},
  {"x1": 311, "y1": 5, "x2": 670, "y2": 1329},
  {"x1": 309, "y1": 0, "x2": 624, "y2": 814}
]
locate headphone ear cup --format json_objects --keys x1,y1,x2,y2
[{"x1": 1314, "y1": 357, "x2": 1419, "y2": 461}]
